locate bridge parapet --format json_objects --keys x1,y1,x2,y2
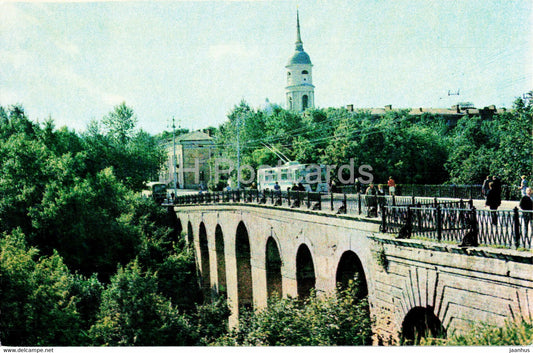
[
  {"x1": 174, "y1": 203, "x2": 533, "y2": 344},
  {"x1": 172, "y1": 190, "x2": 532, "y2": 250}
]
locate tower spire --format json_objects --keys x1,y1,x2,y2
[{"x1": 295, "y1": 10, "x2": 303, "y2": 51}]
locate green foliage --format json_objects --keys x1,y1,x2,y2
[
  {"x1": 191, "y1": 297, "x2": 231, "y2": 345},
  {"x1": 101, "y1": 102, "x2": 137, "y2": 145},
  {"x1": 156, "y1": 248, "x2": 203, "y2": 312},
  {"x1": 375, "y1": 247, "x2": 388, "y2": 271},
  {"x1": 420, "y1": 319, "x2": 533, "y2": 346},
  {"x1": 446, "y1": 98, "x2": 533, "y2": 185},
  {"x1": 215, "y1": 281, "x2": 372, "y2": 346},
  {"x1": 30, "y1": 168, "x2": 140, "y2": 279},
  {"x1": 70, "y1": 273, "x2": 104, "y2": 336},
  {"x1": 0, "y1": 230, "x2": 82, "y2": 345},
  {"x1": 214, "y1": 98, "x2": 532, "y2": 186},
  {"x1": 0, "y1": 104, "x2": 201, "y2": 346},
  {"x1": 89, "y1": 259, "x2": 194, "y2": 346},
  {"x1": 82, "y1": 124, "x2": 165, "y2": 192}
]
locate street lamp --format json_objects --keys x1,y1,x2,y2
[
  {"x1": 172, "y1": 116, "x2": 177, "y2": 193},
  {"x1": 237, "y1": 115, "x2": 241, "y2": 190}
]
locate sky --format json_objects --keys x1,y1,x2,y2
[{"x1": 1, "y1": 0, "x2": 532, "y2": 134}]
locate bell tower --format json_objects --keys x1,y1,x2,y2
[{"x1": 286, "y1": 10, "x2": 315, "y2": 112}]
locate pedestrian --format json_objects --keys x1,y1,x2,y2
[
  {"x1": 518, "y1": 175, "x2": 528, "y2": 197},
  {"x1": 387, "y1": 176, "x2": 396, "y2": 196},
  {"x1": 354, "y1": 178, "x2": 361, "y2": 193},
  {"x1": 377, "y1": 184, "x2": 386, "y2": 214},
  {"x1": 482, "y1": 176, "x2": 491, "y2": 199},
  {"x1": 274, "y1": 181, "x2": 281, "y2": 195},
  {"x1": 485, "y1": 182, "x2": 501, "y2": 225},
  {"x1": 366, "y1": 183, "x2": 378, "y2": 217},
  {"x1": 492, "y1": 176, "x2": 502, "y2": 198},
  {"x1": 330, "y1": 180, "x2": 338, "y2": 193},
  {"x1": 519, "y1": 187, "x2": 533, "y2": 237}
]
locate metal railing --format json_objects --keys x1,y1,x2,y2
[
  {"x1": 381, "y1": 205, "x2": 533, "y2": 249},
  {"x1": 172, "y1": 190, "x2": 531, "y2": 249},
  {"x1": 339, "y1": 184, "x2": 521, "y2": 201},
  {"x1": 173, "y1": 190, "x2": 472, "y2": 218}
]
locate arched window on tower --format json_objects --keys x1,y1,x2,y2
[
  {"x1": 288, "y1": 96, "x2": 293, "y2": 110},
  {"x1": 302, "y1": 95, "x2": 308, "y2": 110},
  {"x1": 302, "y1": 70, "x2": 308, "y2": 74}
]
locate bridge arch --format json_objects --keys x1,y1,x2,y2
[
  {"x1": 175, "y1": 217, "x2": 183, "y2": 240},
  {"x1": 265, "y1": 236, "x2": 282, "y2": 299},
  {"x1": 199, "y1": 222, "x2": 210, "y2": 293},
  {"x1": 187, "y1": 221, "x2": 194, "y2": 246},
  {"x1": 296, "y1": 243, "x2": 316, "y2": 299},
  {"x1": 215, "y1": 224, "x2": 226, "y2": 297},
  {"x1": 401, "y1": 306, "x2": 446, "y2": 345},
  {"x1": 335, "y1": 250, "x2": 368, "y2": 298},
  {"x1": 236, "y1": 221, "x2": 253, "y2": 313}
]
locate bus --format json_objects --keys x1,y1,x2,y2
[
  {"x1": 257, "y1": 162, "x2": 329, "y2": 193},
  {"x1": 142, "y1": 182, "x2": 168, "y2": 204}
]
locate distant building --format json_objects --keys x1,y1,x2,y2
[
  {"x1": 160, "y1": 130, "x2": 214, "y2": 190},
  {"x1": 286, "y1": 10, "x2": 315, "y2": 112},
  {"x1": 344, "y1": 104, "x2": 505, "y2": 126}
]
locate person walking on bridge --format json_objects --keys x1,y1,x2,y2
[
  {"x1": 518, "y1": 175, "x2": 528, "y2": 197},
  {"x1": 519, "y1": 187, "x2": 533, "y2": 237},
  {"x1": 482, "y1": 176, "x2": 491, "y2": 199},
  {"x1": 485, "y1": 182, "x2": 501, "y2": 225},
  {"x1": 387, "y1": 176, "x2": 396, "y2": 196}
]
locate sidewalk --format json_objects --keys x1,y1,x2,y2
[{"x1": 471, "y1": 199, "x2": 520, "y2": 211}]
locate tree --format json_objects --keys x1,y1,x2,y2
[
  {"x1": 489, "y1": 97, "x2": 533, "y2": 185},
  {"x1": 445, "y1": 97, "x2": 533, "y2": 186},
  {"x1": 216, "y1": 281, "x2": 372, "y2": 346},
  {"x1": 89, "y1": 259, "x2": 194, "y2": 346},
  {"x1": 30, "y1": 167, "x2": 140, "y2": 280},
  {"x1": 101, "y1": 102, "x2": 137, "y2": 145},
  {"x1": 0, "y1": 230, "x2": 82, "y2": 345}
]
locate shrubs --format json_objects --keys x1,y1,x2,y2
[
  {"x1": 420, "y1": 319, "x2": 533, "y2": 346},
  {"x1": 215, "y1": 280, "x2": 373, "y2": 346}
]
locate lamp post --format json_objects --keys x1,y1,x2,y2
[
  {"x1": 172, "y1": 116, "x2": 177, "y2": 193},
  {"x1": 237, "y1": 115, "x2": 241, "y2": 190}
]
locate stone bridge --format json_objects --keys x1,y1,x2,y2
[{"x1": 173, "y1": 203, "x2": 533, "y2": 344}]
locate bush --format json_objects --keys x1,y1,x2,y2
[
  {"x1": 215, "y1": 280, "x2": 372, "y2": 346},
  {"x1": 89, "y1": 259, "x2": 194, "y2": 346},
  {"x1": 420, "y1": 319, "x2": 533, "y2": 346}
]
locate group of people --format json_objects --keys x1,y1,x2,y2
[
  {"x1": 482, "y1": 175, "x2": 532, "y2": 233},
  {"x1": 362, "y1": 177, "x2": 396, "y2": 217},
  {"x1": 364, "y1": 177, "x2": 396, "y2": 196},
  {"x1": 482, "y1": 176, "x2": 503, "y2": 211}
]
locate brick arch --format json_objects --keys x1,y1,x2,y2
[
  {"x1": 266, "y1": 236, "x2": 283, "y2": 299},
  {"x1": 401, "y1": 306, "x2": 446, "y2": 345},
  {"x1": 336, "y1": 250, "x2": 368, "y2": 298},
  {"x1": 187, "y1": 221, "x2": 194, "y2": 246},
  {"x1": 296, "y1": 243, "x2": 316, "y2": 299},
  {"x1": 236, "y1": 221, "x2": 253, "y2": 314},
  {"x1": 199, "y1": 222, "x2": 210, "y2": 293},
  {"x1": 175, "y1": 216, "x2": 183, "y2": 240},
  {"x1": 215, "y1": 224, "x2": 227, "y2": 297}
]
